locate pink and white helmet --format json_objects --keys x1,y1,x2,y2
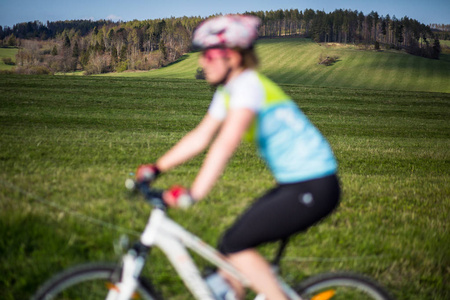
[{"x1": 192, "y1": 14, "x2": 261, "y2": 50}]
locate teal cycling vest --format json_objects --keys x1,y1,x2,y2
[{"x1": 217, "y1": 72, "x2": 337, "y2": 183}]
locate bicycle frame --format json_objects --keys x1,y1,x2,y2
[
  {"x1": 107, "y1": 207, "x2": 247, "y2": 300},
  {"x1": 142, "y1": 208, "x2": 250, "y2": 299},
  {"x1": 108, "y1": 206, "x2": 302, "y2": 300}
]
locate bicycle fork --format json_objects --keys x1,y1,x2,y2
[
  {"x1": 106, "y1": 206, "x2": 164, "y2": 300},
  {"x1": 106, "y1": 244, "x2": 149, "y2": 300}
]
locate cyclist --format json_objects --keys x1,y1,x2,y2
[{"x1": 137, "y1": 14, "x2": 341, "y2": 300}]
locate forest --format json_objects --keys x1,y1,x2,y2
[{"x1": 0, "y1": 8, "x2": 446, "y2": 74}]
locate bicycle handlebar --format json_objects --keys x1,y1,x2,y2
[{"x1": 125, "y1": 178, "x2": 167, "y2": 210}]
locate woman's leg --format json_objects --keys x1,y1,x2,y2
[{"x1": 223, "y1": 249, "x2": 288, "y2": 300}]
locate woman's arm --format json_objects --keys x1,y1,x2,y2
[
  {"x1": 156, "y1": 114, "x2": 222, "y2": 172},
  {"x1": 190, "y1": 108, "x2": 255, "y2": 200}
]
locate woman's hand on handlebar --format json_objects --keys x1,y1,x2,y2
[
  {"x1": 136, "y1": 164, "x2": 161, "y2": 183},
  {"x1": 164, "y1": 186, "x2": 195, "y2": 209},
  {"x1": 133, "y1": 165, "x2": 195, "y2": 209}
]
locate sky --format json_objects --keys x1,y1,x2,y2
[{"x1": 0, "y1": 0, "x2": 449, "y2": 29}]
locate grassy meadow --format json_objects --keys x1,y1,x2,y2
[
  {"x1": 108, "y1": 38, "x2": 450, "y2": 94},
  {"x1": 1, "y1": 37, "x2": 450, "y2": 300}
]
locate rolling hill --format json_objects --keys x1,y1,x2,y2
[{"x1": 108, "y1": 38, "x2": 450, "y2": 94}]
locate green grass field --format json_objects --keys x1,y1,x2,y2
[
  {"x1": 0, "y1": 73, "x2": 449, "y2": 299},
  {"x1": 107, "y1": 38, "x2": 450, "y2": 94},
  {"x1": 0, "y1": 47, "x2": 18, "y2": 70}
]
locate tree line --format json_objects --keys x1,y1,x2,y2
[
  {"x1": 430, "y1": 24, "x2": 450, "y2": 40},
  {"x1": 0, "y1": 20, "x2": 115, "y2": 40},
  {"x1": 1, "y1": 9, "x2": 446, "y2": 75},
  {"x1": 246, "y1": 9, "x2": 442, "y2": 58}
]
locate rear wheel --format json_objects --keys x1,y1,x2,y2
[
  {"x1": 295, "y1": 272, "x2": 394, "y2": 300},
  {"x1": 32, "y1": 263, "x2": 161, "y2": 300}
]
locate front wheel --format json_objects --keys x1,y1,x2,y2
[
  {"x1": 295, "y1": 272, "x2": 394, "y2": 300},
  {"x1": 32, "y1": 263, "x2": 161, "y2": 300}
]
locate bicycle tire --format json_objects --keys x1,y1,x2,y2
[
  {"x1": 32, "y1": 262, "x2": 162, "y2": 300},
  {"x1": 295, "y1": 272, "x2": 394, "y2": 300}
]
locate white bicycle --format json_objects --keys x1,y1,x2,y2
[{"x1": 32, "y1": 180, "x2": 394, "y2": 300}]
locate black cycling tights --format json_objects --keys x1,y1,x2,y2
[{"x1": 218, "y1": 174, "x2": 341, "y2": 254}]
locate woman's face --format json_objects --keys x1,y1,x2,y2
[{"x1": 199, "y1": 48, "x2": 232, "y2": 85}]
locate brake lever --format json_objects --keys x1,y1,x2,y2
[{"x1": 125, "y1": 178, "x2": 167, "y2": 210}]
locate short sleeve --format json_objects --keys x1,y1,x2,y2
[
  {"x1": 207, "y1": 90, "x2": 227, "y2": 121},
  {"x1": 207, "y1": 70, "x2": 265, "y2": 120},
  {"x1": 228, "y1": 71, "x2": 264, "y2": 111}
]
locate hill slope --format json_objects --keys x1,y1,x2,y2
[
  {"x1": 109, "y1": 38, "x2": 450, "y2": 93},
  {"x1": 0, "y1": 47, "x2": 17, "y2": 71}
]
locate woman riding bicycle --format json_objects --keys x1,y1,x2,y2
[{"x1": 137, "y1": 14, "x2": 341, "y2": 300}]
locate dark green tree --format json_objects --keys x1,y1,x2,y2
[
  {"x1": 432, "y1": 39, "x2": 441, "y2": 59},
  {"x1": 111, "y1": 46, "x2": 118, "y2": 65},
  {"x1": 107, "y1": 28, "x2": 115, "y2": 50},
  {"x1": 94, "y1": 41, "x2": 101, "y2": 53},
  {"x1": 80, "y1": 49, "x2": 90, "y2": 68},
  {"x1": 396, "y1": 22, "x2": 404, "y2": 47},
  {"x1": 63, "y1": 34, "x2": 71, "y2": 48},
  {"x1": 195, "y1": 67, "x2": 205, "y2": 80},
  {"x1": 120, "y1": 44, "x2": 127, "y2": 62},
  {"x1": 7, "y1": 34, "x2": 17, "y2": 46},
  {"x1": 72, "y1": 41, "x2": 79, "y2": 57},
  {"x1": 374, "y1": 40, "x2": 380, "y2": 50},
  {"x1": 381, "y1": 20, "x2": 387, "y2": 36},
  {"x1": 159, "y1": 39, "x2": 167, "y2": 60}
]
